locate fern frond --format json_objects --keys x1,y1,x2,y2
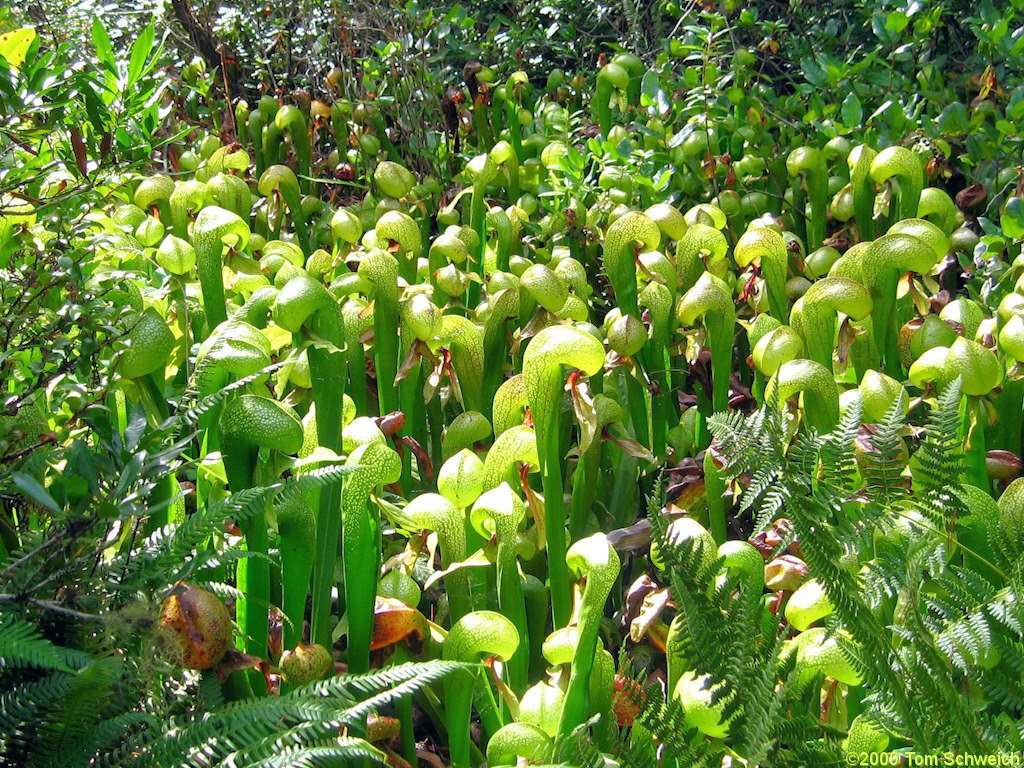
[
  {"x1": 773, "y1": 449, "x2": 921, "y2": 742},
  {"x1": 896, "y1": 549, "x2": 988, "y2": 752},
  {"x1": 57, "y1": 711, "x2": 155, "y2": 768},
  {"x1": 858, "y1": 390, "x2": 911, "y2": 504},
  {"x1": 734, "y1": 632, "x2": 794, "y2": 765},
  {"x1": 241, "y1": 739, "x2": 387, "y2": 768},
  {"x1": 704, "y1": 409, "x2": 752, "y2": 467},
  {"x1": 628, "y1": 681, "x2": 713, "y2": 768},
  {"x1": 276, "y1": 464, "x2": 362, "y2": 504},
  {"x1": 0, "y1": 613, "x2": 91, "y2": 672},
  {"x1": 110, "y1": 485, "x2": 273, "y2": 591},
  {"x1": 115, "y1": 462, "x2": 361, "y2": 592},
  {"x1": 0, "y1": 672, "x2": 75, "y2": 757},
  {"x1": 739, "y1": 461, "x2": 782, "y2": 521},
  {"x1": 138, "y1": 660, "x2": 466, "y2": 768},
  {"x1": 752, "y1": 484, "x2": 789, "y2": 533},
  {"x1": 976, "y1": 665, "x2": 1024, "y2": 718},
  {"x1": 819, "y1": 394, "x2": 862, "y2": 491},
  {"x1": 323, "y1": 659, "x2": 464, "y2": 711},
  {"x1": 194, "y1": 669, "x2": 226, "y2": 711},
  {"x1": 989, "y1": 501, "x2": 1024, "y2": 573},
  {"x1": 181, "y1": 362, "x2": 287, "y2": 425},
  {"x1": 558, "y1": 714, "x2": 606, "y2": 768},
  {"x1": 913, "y1": 379, "x2": 964, "y2": 496},
  {"x1": 35, "y1": 661, "x2": 118, "y2": 766},
  {"x1": 178, "y1": 312, "x2": 274, "y2": 407},
  {"x1": 787, "y1": 430, "x2": 823, "y2": 479}
]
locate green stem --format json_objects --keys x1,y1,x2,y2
[
  {"x1": 505, "y1": 101, "x2": 522, "y2": 201},
  {"x1": 473, "y1": 95, "x2": 492, "y2": 152},
  {"x1": 273, "y1": 276, "x2": 348, "y2": 652},
  {"x1": 641, "y1": 280, "x2": 676, "y2": 460},
  {"x1": 247, "y1": 109, "x2": 267, "y2": 178},
  {"x1": 569, "y1": 446, "x2": 602, "y2": 541},
  {"x1": 522, "y1": 574, "x2": 549, "y2": 681},
  {"x1": 556, "y1": 533, "x2": 619, "y2": 742},
  {"x1": 392, "y1": 646, "x2": 418, "y2": 766},
  {"x1": 961, "y1": 397, "x2": 989, "y2": 491},
  {"x1": 261, "y1": 99, "x2": 282, "y2": 168},
  {"x1": 428, "y1": 394, "x2": 445, "y2": 476},
  {"x1": 787, "y1": 147, "x2": 828, "y2": 251},
  {"x1": 849, "y1": 145, "x2": 877, "y2": 242},
  {"x1": 138, "y1": 372, "x2": 176, "y2": 539},
  {"x1": 219, "y1": 396, "x2": 303, "y2": 674},
  {"x1": 467, "y1": 184, "x2": 487, "y2": 309},
  {"x1": 343, "y1": 300, "x2": 370, "y2": 417},
  {"x1": 624, "y1": 367, "x2": 650, "y2": 450},
  {"x1": 677, "y1": 273, "x2": 735, "y2": 415},
  {"x1": 369, "y1": 109, "x2": 403, "y2": 164},
  {"x1": 404, "y1": 492, "x2": 472, "y2": 624},
  {"x1": 358, "y1": 250, "x2": 400, "y2": 417},
  {"x1": 443, "y1": 611, "x2": 520, "y2": 768},
  {"x1": 523, "y1": 326, "x2": 606, "y2": 628},
  {"x1": 277, "y1": 495, "x2": 314, "y2": 650},
  {"x1": 471, "y1": 484, "x2": 530, "y2": 693},
  {"x1": 342, "y1": 441, "x2": 401, "y2": 673},
  {"x1": 991, "y1": 375, "x2": 1024, "y2": 455},
  {"x1": 482, "y1": 289, "x2": 519, "y2": 424},
  {"x1": 274, "y1": 106, "x2": 311, "y2": 195},
  {"x1": 194, "y1": 207, "x2": 251, "y2": 337},
  {"x1": 704, "y1": 449, "x2": 727, "y2": 545}
]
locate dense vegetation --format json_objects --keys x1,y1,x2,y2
[{"x1": 2, "y1": 0, "x2": 1023, "y2": 765}]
